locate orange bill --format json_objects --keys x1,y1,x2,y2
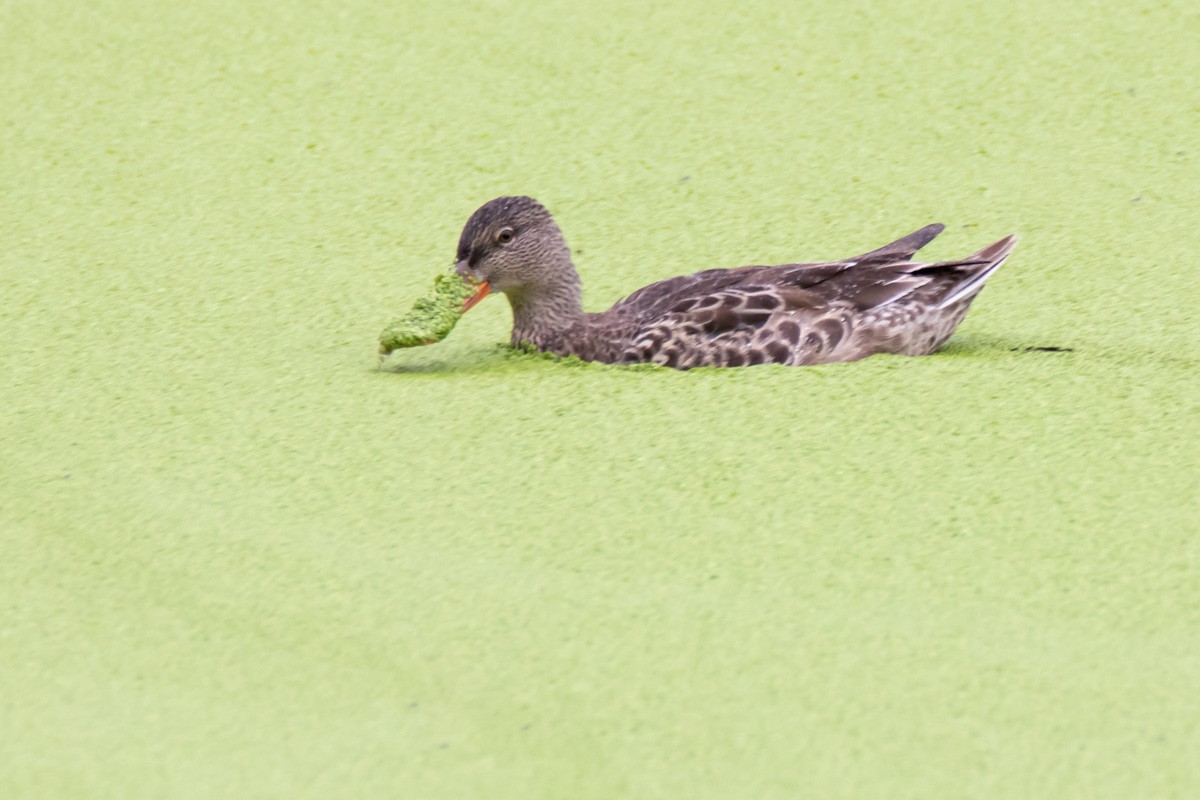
[{"x1": 462, "y1": 280, "x2": 490, "y2": 312}]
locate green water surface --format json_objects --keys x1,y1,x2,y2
[{"x1": 3, "y1": 0, "x2": 1198, "y2": 797}]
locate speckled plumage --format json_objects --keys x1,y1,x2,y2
[{"x1": 454, "y1": 197, "x2": 1016, "y2": 369}]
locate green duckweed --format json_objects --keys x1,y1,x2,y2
[{"x1": 379, "y1": 269, "x2": 479, "y2": 354}]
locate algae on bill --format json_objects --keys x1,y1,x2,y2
[{"x1": 379, "y1": 268, "x2": 479, "y2": 354}]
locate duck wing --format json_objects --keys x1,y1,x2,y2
[
  {"x1": 851, "y1": 223, "x2": 944, "y2": 262},
  {"x1": 607, "y1": 233, "x2": 1017, "y2": 335},
  {"x1": 607, "y1": 222, "x2": 944, "y2": 321},
  {"x1": 608, "y1": 261, "x2": 849, "y2": 322}
]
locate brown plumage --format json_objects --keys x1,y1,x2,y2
[{"x1": 453, "y1": 196, "x2": 1017, "y2": 369}]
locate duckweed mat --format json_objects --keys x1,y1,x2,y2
[{"x1": 2, "y1": 0, "x2": 1198, "y2": 797}]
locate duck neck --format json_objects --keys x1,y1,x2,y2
[{"x1": 507, "y1": 266, "x2": 585, "y2": 349}]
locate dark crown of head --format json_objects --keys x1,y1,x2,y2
[{"x1": 458, "y1": 196, "x2": 551, "y2": 261}]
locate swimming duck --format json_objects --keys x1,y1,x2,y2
[{"x1": 454, "y1": 196, "x2": 1016, "y2": 369}]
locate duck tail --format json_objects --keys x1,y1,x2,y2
[
  {"x1": 854, "y1": 223, "x2": 945, "y2": 262},
  {"x1": 936, "y1": 234, "x2": 1018, "y2": 309}
]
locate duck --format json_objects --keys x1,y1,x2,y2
[{"x1": 453, "y1": 196, "x2": 1016, "y2": 369}]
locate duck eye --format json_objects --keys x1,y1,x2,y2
[{"x1": 496, "y1": 228, "x2": 514, "y2": 244}]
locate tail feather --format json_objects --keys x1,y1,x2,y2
[
  {"x1": 965, "y1": 234, "x2": 1019, "y2": 264},
  {"x1": 935, "y1": 234, "x2": 1018, "y2": 309},
  {"x1": 854, "y1": 223, "x2": 945, "y2": 262}
]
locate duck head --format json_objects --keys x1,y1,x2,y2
[{"x1": 453, "y1": 196, "x2": 580, "y2": 314}]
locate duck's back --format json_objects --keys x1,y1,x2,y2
[{"x1": 575, "y1": 229, "x2": 1016, "y2": 369}]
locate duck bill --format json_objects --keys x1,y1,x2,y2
[{"x1": 462, "y1": 280, "x2": 490, "y2": 313}]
